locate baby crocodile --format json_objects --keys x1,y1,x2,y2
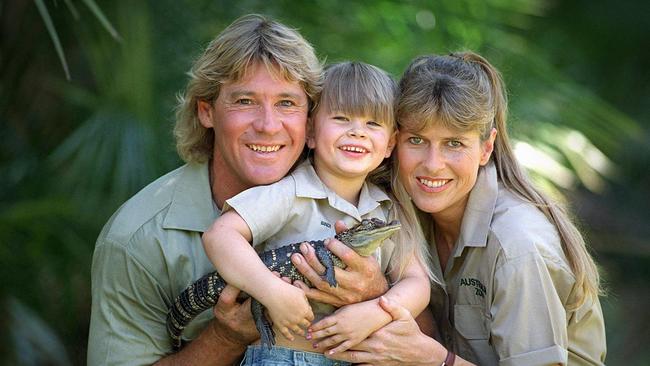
[{"x1": 166, "y1": 218, "x2": 401, "y2": 350}]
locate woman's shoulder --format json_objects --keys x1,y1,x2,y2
[{"x1": 488, "y1": 184, "x2": 569, "y2": 270}]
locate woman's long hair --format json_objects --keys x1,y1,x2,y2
[{"x1": 395, "y1": 51, "x2": 601, "y2": 309}]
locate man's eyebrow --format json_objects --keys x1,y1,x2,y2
[
  {"x1": 226, "y1": 89, "x2": 256, "y2": 99},
  {"x1": 226, "y1": 90, "x2": 305, "y2": 99}
]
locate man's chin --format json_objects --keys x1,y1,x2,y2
[{"x1": 245, "y1": 167, "x2": 291, "y2": 186}]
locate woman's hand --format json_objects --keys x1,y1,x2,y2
[
  {"x1": 326, "y1": 296, "x2": 446, "y2": 366},
  {"x1": 291, "y1": 221, "x2": 389, "y2": 307}
]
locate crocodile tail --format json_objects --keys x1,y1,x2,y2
[{"x1": 166, "y1": 271, "x2": 227, "y2": 349}]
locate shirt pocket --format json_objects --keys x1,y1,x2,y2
[
  {"x1": 454, "y1": 304, "x2": 497, "y2": 365},
  {"x1": 454, "y1": 304, "x2": 487, "y2": 340}
]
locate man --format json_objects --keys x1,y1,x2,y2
[{"x1": 87, "y1": 14, "x2": 388, "y2": 365}]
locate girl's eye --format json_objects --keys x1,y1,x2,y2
[
  {"x1": 333, "y1": 116, "x2": 349, "y2": 121},
  {"x1": 408, "y1": 136, "x2": 424, "y2": 145},
  {"x1": 367, "y1": 120, "x2": 382, "y2": 127}
]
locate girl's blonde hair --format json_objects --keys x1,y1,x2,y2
[
  {"x1": 174, "y1": 14, "x2": 323, "y2": 163},
  {"x1": 316, "y1": 61, "x2": 434, "y2": 282},
  {"x1": 395, "y1": 51, "x2": 601, "y2": 308}
]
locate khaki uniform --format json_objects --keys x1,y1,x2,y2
[
  {"x1": 225, "y1": 160, "x2": 396, "y2": 313},
  {"x1": 425, "y1": 162, "x2": 606, "y2": 366},
  {"x1": 88, "y1": 163, "x2": 221, "y2": 365}
]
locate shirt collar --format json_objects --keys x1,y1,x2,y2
[
  {"x1": 293, "y1": 160, "x2": 392, "y2": 221},
  {"x1": 454, "y1": 161, "x2": 499, "y2": 256},
  {"x1": 163, "y1": 162, "x2": 218, "y2": 232}
]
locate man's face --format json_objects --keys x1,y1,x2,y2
[{"x1": 198, "y1": 62, "x2": 308, "y2": 196}]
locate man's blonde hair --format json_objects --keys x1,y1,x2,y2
[{"x1": 174, "y1": 14, "x2": 323, "y2": 163}]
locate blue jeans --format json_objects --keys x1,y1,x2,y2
[{"x1": 241, "y1": 345, "x2": 351, "y2": 366}]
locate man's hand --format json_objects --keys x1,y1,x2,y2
[
  {"x1": 155, "y1": 285, "x2": 258, "y2": 365},
  {"x1": 291, "y1": 221, "x2": 389, "y2": 307},
  {"x1": 211, "y1": 284, "x2": 259, "y2": 345}
]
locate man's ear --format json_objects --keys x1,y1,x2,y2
[
  {"x1": 385, "y1": 131, "x2": 397, "y2": 158},
  {"x1": 480, "y1": 128, "x2": 498, "y2": 165},
  {"x1": 306, "y1": 117, "x2": 316, "y2": 149},
  {"x1": 197, "y1": 100, "x2": 214, "y2": 128}
]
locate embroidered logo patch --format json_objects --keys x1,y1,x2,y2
[
  {"x1": 320, "y1": 220, "x2": 331, "y2": 228},
  {"x1": 460, "y1": 277, "x2": 486, "y2": 298}
]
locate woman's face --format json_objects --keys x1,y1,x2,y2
[{"x1": 397, "y1": 122, "x2": 496, "y2": 223}]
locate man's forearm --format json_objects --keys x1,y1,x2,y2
[{"x1": 154, "y1": 320, "x2": 247, "y2": 366}]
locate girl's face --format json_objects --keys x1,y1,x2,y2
[
  {"x1": 397, "y1": 122, "x2": 496, "y2": 224},
  {"x1": 308, "y1": 108, "x2": 395, "y2": 186}
]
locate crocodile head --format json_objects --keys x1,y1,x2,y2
[{"x1": 335, "y1": 218, "x2": 401, "y2": 257}]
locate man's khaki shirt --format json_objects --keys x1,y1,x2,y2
[
  {"x1": 424, "y1": 162, "x2": 607, "y2": 366},
  {"x1": 88, "y1": 163, "x2": 219, "y2": 365}
]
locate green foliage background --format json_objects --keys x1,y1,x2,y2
[{"x1": 2, "y1": 0, "x2": 649, "y2": 364}]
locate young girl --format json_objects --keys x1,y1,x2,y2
[{"x1": 202, "y1": 61, "x2": 432, "y2": 365}]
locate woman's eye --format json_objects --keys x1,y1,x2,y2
[{"x1": 408, "y1": 136, "x2": 424, "y2": 145}]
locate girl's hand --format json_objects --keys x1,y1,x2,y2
[
  {"x1": 325, "y1": 296, "x2": 447, "y2": 366},
  {"x1": 263, "y1": 282, "x2": 314, "y2": 341},
  {"x1": 308, "y1": 301, "x2": 390, "y2": 354}
]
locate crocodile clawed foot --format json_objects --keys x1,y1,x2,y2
[{"x1": 251, "y1": 299, "x2": 276, "y2": 350}]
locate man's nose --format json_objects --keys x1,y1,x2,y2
[{"x1": 253, "y1": 105, "x2": 282, "y2": 134}]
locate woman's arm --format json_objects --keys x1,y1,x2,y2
[
  {"x1": 327, "y1": 297, "x2": 476, "y2": 366},
  {"x1": 307, "y1": 257, "x2": 431, "y2": 353}
]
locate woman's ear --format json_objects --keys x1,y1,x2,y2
[
  {"x1": 306, "y1": 117, "x2": 316, "y2": 149},
  {"x1": 480, "y1": 128, "x2": 497, "y2": 165},
  {"x1": 197, "y1": 100, "x2": 214, "y2": 128},
  {"x1": 385, "y1": 131, "x2": 398, "y2": 158}
]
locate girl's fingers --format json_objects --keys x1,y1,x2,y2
[
  {"x1": 327, "y1": 340, "x2": 354, "y2": 355},
  {"x1": 280, "y1": 327, "x2": 295, "y2": 341},
  {"x1": 309, "y1": 323, "x2": 338, "y2": 339},
  {"x1": 309, "y1": 315, "x2": 337, "y2": 332},
  {"x1": 300, "y1": 318, "x2": 312, "y2": 329},
  {"x1": 314, "y1": 334, "x2": 344, "y2": 349}
]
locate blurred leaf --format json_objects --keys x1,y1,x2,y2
[
  {"x1": 8, "y1": 297, "x2": 71, "y2": 366},
  {"x1": 34, "y1": 0, "x2": 70, "y2": 80},
  {"x1": 82, "y1": 0, "x2": 122, "y2": 41}
]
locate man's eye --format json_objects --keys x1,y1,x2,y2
[
  {"x1": 408, "y1": 136, "x2": 424, "y2": 145},
  {"x1": 447, "y1": 140, "x2": 462, "y2": 148},
  {"x1": 278, "y1": 100, "x2": 295, "y2": 107},
  {"x1": 236, "y1": 98, "x2": 253, "y2": 105}
]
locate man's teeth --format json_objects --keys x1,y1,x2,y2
[
  {"x1": 340, "y1": 146, "x2": 367, "y2": 153},
  {"x1": 248, "y1": 144, "x2": 281, "y2": 152},
  {"x1": 419, "y1": 178, "x2": 449, "y2": 188}
]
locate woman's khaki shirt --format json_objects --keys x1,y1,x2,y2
[{"x1": 424, "y1": 162, "x2": 606, "y2": 366}]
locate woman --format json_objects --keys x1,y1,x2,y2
[{"x1": 323, "y1": 52, "x2": 607, "y2": 365}]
